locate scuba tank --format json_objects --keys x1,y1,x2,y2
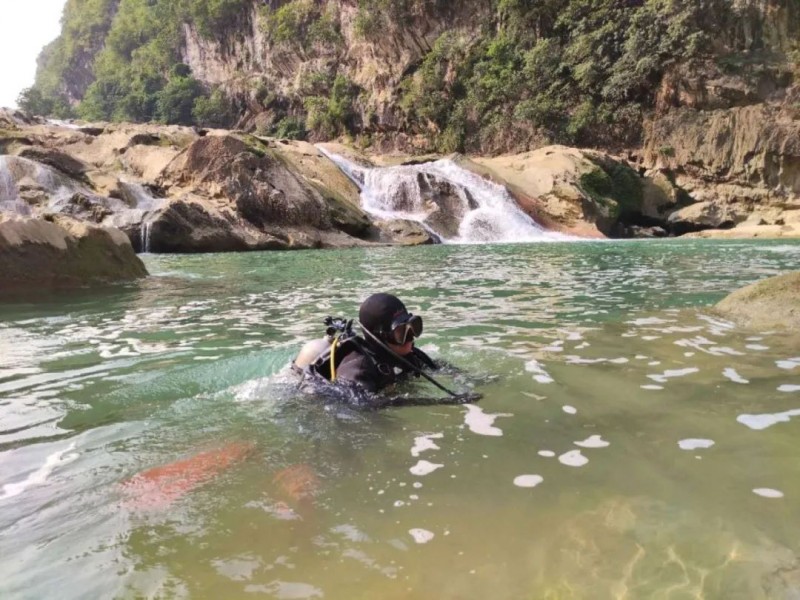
[
  {"x1": 292, "y1": 317, "x2": 356, "y2": 376},
  {"x1": 293, "y1": 337, "x2": 332, "y2": 370}
]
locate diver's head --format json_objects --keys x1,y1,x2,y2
[{"x1": 359, "y1": 293, "x2": 423, "y2": 356}]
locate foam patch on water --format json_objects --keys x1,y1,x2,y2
[
  {"x1": 648, "y1": 367, "x2": 699, "y2": 384},
  {"x1": 575, "y1": 435, "x2": 609, "y2": 448},
  {"x1": 411, "y1": 433, "x2": 443, "y2": 457},
  {"x1": 513, "y1": 474, "x2": 543, "y2": 488},
  {"x1": 737, "y1": 409, "x2": 800, "y2": 430},
  {"x1": 627, "y1": 317, "x2": 672, "y2": 326},
  {"x1": 409, "y1": 528, "x2": 435, "y2": 544},
  {"x1": 778, "y1": 385, "x2": 800, "y2": 393},
  {"x1": 777, "y1": 358, "x2": 800, "y2": 370},
  {"x1": 0, "y1": 442, "x2": 78, "y2": 500},
  {"x1": 753, "y1": 488, "x2": 784, "y2": 499},
  {"x1": 562, "y1": 405, "x2": 577, "y2": 415},
  {"x1": 464, "y1": 404, "x2": 512, "y2": 437},
  {"x1": 675, "y1": 336, "x2": 744, "y2": 357},
  {"x1": 723, "y1": 368, "x2": 749, "y2": 384},
  {"x1": 678, "y1": 439, "x2": 715, "y2": 450},
  {"x1": 558, "y1": 450, "x2": 588, "y2": 467},
  {"x1": 525, "y1": 359, "x2": 554, "y2": 384},
  {"x1": 410, "y1": 460, "x2": 444, "y2": 476}
]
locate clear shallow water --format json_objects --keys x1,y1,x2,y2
[{"x1": 1, "y1": 240, "x2": 799, "y2": 599}]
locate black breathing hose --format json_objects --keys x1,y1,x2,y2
[{"x1": 357, "y1": 321, "x2": 463, "y2": 398}]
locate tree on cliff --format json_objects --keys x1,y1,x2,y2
[{"x1": 20, "y1": 0, "x2": 799, "y2": 152}]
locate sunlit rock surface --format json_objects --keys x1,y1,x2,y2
[
  {"x1": 0, "y1": 215, "x2": 148, "y2": 290},
  {"x1": 715, "y1": 271, "x2": 800, "y2": 331}
]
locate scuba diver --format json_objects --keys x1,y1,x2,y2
[{"x1": 293, "y1": 293, "x2": 481, "y2": 408}]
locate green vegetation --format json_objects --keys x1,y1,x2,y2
[
  {"x1": 579, "y1": 158, "x2": 644, "y2": 219},
  {"x1": 21, "y1": 0, "x2": 242, "y2": 127},
  {"x1": 304, "y1": 75, "x2": 358, "y2": 139},
  {"x1": 259, "y1": 0, "x2": 342, "y2": 47},
  {"x1": 20, "y1": 0, "x2": 789, "y2": 149}
]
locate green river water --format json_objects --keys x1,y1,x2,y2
[{"x1": 1, "y1": 240, "x2": 800, "y2": 599}]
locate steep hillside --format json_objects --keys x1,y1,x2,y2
[{"x1": 21, "y1": 0, "x2": 798, "y2": 154}]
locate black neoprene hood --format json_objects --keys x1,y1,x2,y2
[{"x1": 359, "y1": 293, "x2": 410, "y2": 337}]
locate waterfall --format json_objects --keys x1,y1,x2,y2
[
  {"x1": 103, "y1": 181, "x2": 164, "y2": 254},
  {"x1": 0, "y1": 156, "x2": 32, "y2": 216},
  {"x1": 318, "y1": 149, "x2": 570, "y2": 244},
  {"x1": 119, "y1": 182, "x2": 162, "y2": 211},
  {"x1": 140, "y1": 220, "x2": 153, "y2": 253}
]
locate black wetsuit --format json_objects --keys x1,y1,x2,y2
[
  {"x1": 333, "y1": 342, "x2": 436, "y2": 393},
  {"x1": 297, "y1": 334, "x2": 478, "y2": 408}
]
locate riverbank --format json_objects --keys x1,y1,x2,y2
[{"x1": 2, "y1": 109, "x2": 799, "y2": 260}]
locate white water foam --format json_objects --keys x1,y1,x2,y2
[
  {"x1": 525, "y1": 359, "x2": 555, "y2": 384},
  {"x1": 722, "y1": 368, "x2": 749, "y2": 384},
  {"x1": 463, "y1": 404, "x2": 512, "y2": 437},
  {"x1": 409, "y1": 460, "x2": 444, "y2": 476},
  {"x1": 411, "y1": 433, "x2": 443, "y2": 457},
  {"x1": 647, "y1": 367, "x2": 699, "y2": 384},
  {"x1": 575, "y1": 435, "x2": 610, "y2": 448},
  {"x1": 318, "y1": 148, "x2": 571, "y2": 244},
  {"x1": 678, "y1": 439, "x2": 715, "y2": 450},
  {"x1": 777, "y1": 358, "x2": 800, "y2": 370},
  {"x1": 558, "y1": 450, "x2": 589, "y2": 467},
  {"x1": 778, "y1": 385, "x2": 800, "y2": 393},
  {"x1": 737, "y1": 409, "x2": 800, "y2": 430},
  {"x1": 1, "y1": 442, "x2": 78, "y2": 500},
  {"x1": 513, "y1": 474, "x2": 544, "y2": 488},
  {"x1": 753, "y1": 488, "x2": 784, "y2": 499},
  {"x1": 409, "y1": 528, "x2": 435, "y2": 544}
]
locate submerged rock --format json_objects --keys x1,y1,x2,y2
[
  {"x1": 0, "y1": 215, "x2": 148, "y2": 290},
  {"x1": 715, "y1": 272, "x2": 800, "y2": 331},
  {"x1": 373, "y1": 219, "x2": 437, "y2": 246}
]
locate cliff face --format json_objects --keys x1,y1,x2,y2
[{"x1": 15, "y1": 0, "x2": 800, "y2": 235}]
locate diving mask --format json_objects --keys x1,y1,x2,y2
[{"x1": 389, "y1": 314, "x2": 423, "y2": 345}]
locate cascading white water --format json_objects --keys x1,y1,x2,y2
[
  {"x1": 319, "y1": 148, "x2": 570, "y2": 244},
  {"x1": 0, "y1": 156, "x2": 34, "y2": 216},
  {"x1": 140, "y1": 220, "x2": 153, "y2": 253},
  {"x1": 103, "y1": 180, "x2": 165, "y2": 253},
  {"x1": 0, "y1": 155, "x2": 81, "y2": 214}
]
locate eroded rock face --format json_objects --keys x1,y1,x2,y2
[
  {"x1": 143, "y1": 198, "x2": 289, "y2": 254},
  {"x1": 715, "y1": 271, "x2": 800, "y2": 331},
  {"x1": 464, "y1": 147, "x2": 663, "y2": 238},
  {"x1": 0, "y1": 118, "x2": 379, "y2": 254},
  {"x1": 0, "y1": 214, "x2": 147, "y2": 290}
]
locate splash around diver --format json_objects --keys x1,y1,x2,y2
[{"x1": 291, "y1": 293, "x2": 483, "y2": 409}]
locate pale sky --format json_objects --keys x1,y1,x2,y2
[{"x1": 0, "y1": 0, "x2": 68, "y2": 108}]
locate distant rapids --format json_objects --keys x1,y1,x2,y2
[{"x1": 318, "y1": 149, "x2": 570, "y2": 244}]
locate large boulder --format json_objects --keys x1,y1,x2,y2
[
  {"x1": 0, "y1": 215, "x2": 147, "y2": 290},
  {"x1": 143, "y1": 198, "x2": 289, "y2": 253},
  {"x1": 714, "y1": 272, "x2": 800, "y2": 331},
  {"x1": 253, "y1": 138, "x2": 372, "y2": 238}
]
